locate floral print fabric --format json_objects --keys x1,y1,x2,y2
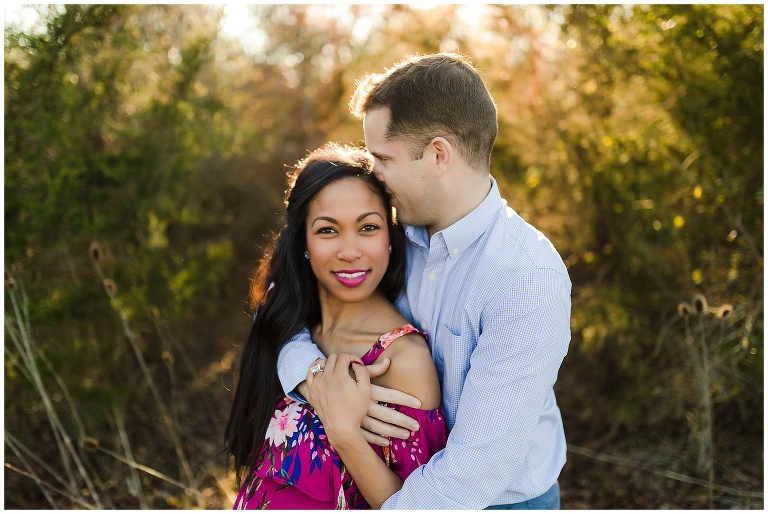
[{"x1": 234, "y1": 324, "x2": 448, "y2": 510}]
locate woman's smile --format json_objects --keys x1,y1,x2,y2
[{"x1": 332, "y1": 269, "x2": 370, "y2": 287}]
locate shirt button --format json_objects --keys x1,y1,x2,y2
[
  {"x1": 421, "y1": 323, "x2": 427, "y2": 331},
  {"x1": 428, "y1": 272, "x2": 436, "y2": 281},
  {"x1": 453, "y1": 248, "x2": 459, "y2": 255}
]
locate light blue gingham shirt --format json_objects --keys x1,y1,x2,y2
[{"x1": 277, "y1": 176, "x2": 572, "y2": 509}]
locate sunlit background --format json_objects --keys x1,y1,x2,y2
[{"x1": 4, "y1": 4, "x2": 763, "y2": 510}]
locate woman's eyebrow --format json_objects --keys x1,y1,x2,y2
[
  {"x1": 311, "y1": 215, "x2": 337, "y2": 227},
  {"x1": 311, "y1": 211, "x2": 384, "y2": 227},
  {"x1": 357, "y1": 211, "x2": 385, "y2": 222}
]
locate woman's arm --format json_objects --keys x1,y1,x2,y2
[
  {"x1": 308, "y1": 340, "x2": 443, "y2": 508},
  {"x1": 306, "y1": 353, "x2": 403, "y2": 508},
  {"x1": 280, "y1": 330, "x2": 423, "y2": 445},
  {"x1": 371, "y1": 333, "x2": 442, "y2": 411},
  {"x1": 330, "y1": 429, "x2": 403, "y2": 509}
]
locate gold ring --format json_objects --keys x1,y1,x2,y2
[{"x1": 310, "y1": 363, "x2": 324, "y2": 376}]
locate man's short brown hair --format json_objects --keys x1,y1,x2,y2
[{"x1": 350, "y1": 53, "x2": 498, "y2": 171}]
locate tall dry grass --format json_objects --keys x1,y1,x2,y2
[{"x1": 4, "y1": 245, "x2": 238, "y2": 508}]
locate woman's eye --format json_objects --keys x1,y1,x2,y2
[
  {"x1": 360, "y1": 224, "x2": 380, "y2": 232},
  {"x1": 316, "y1": 227, "x2": 337, "y2": 235}
]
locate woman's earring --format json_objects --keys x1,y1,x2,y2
[
  {"x1": 389, "y1": 245, "x2": 392, "y2": 254},
  {"x1": 304, "y1": 251, "x2": 309, "y2": 260}
]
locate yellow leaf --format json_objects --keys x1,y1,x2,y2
[{"x1": 691, "y1": 269, "x2": 703, "y2": 284}]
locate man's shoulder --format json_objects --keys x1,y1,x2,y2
[
  {"x1": 467, "y1": 209, "x2": 572, "y2": 320},
  {"x1": 483, "y1": 205, "x2": 569, "y2": 281}
]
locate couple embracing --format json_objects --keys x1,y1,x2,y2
[{"x1": 225, "y1": 52, "x2": 572, "y2": 510}]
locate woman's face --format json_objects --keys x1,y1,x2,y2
[{"x1": 305, "y1": 177, "x2": 391, "y2": 306}]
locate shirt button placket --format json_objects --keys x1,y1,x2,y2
[
  {"x1": 423, "y1": 236, "x2": 446, "y2": 335},
  {"x1": 423, "y1": 266, "x2": 437, "y2": 334},
  {"x1": 420, "y1": 263, "x2": 435, "y2": 333}
]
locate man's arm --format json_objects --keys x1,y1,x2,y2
[
  {"x1": 277, "y1": 328, "x2": 422, "y2": 444},
  {"x1": 277, "y1": 328, "x2": 324, "y2": 402},
  {"x1": 382, "y1": 269, "x2": 572, "y2": 509}
]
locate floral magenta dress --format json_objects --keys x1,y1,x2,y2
[{"x1": 234, "y1": 324, "x2": 448, "y2": 510}]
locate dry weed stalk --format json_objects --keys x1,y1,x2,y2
[
  {"x1": 4, "y1": 268, "x2": 105, "y2": 508},
  {"x1": 5, "y1": 433, "x2": 58, "y2": 507},
  {"x1": 5, "y1": 247, "x2": 218, "y2": 508},
  {"x1": 113, "y1": 406, "x2": 150, "y2": 509},
  {"x1": 675, "y1": 292, "x2": 745, "y2": 509},
  {"x1": 90, "y1": 241, "x2": 202, "y2": 508}
]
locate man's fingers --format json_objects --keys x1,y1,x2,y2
[
  {"x1": 363, "y1": 402, "x2": 419, "y2": 434},
  {"x1": 361, "y1": 413, "x2": 411, "y2": 440},
  {"x1": 361, "y1": 427, "x2": 390, "y2": 447},
  {"x1": 369, "y1": 402, "x2": 420, "y2": 431},
  {"x1": 370, "y1": 383, "x2": 421, "y2": 409},
  {"x1": 365, "y1": 357, "x2": 391, "y2": 379}
]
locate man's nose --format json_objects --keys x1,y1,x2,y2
[{"x1": 372, "y1": 165, "x2": 385, "y2": 184}]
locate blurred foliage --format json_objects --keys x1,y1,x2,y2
[
  {"x1": 551, "y1": 4, "x2": 763, "y2": 430},
  {"x1": 4, "y1": 3, "x2": 763, "y2": 509}
]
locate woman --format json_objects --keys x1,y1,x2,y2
[{"x1": 225, "y1": 142, "x2": 448, "y2": 509}]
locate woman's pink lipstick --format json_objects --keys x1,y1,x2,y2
[{"x1": 333, "y1": 269, "x2": 370, "y2": 287}]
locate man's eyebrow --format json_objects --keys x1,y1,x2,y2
[{"x1": 370, "y1": 151, "x2": 388, "y2": 160}]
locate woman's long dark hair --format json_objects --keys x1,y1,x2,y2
[{"x1": 225, "y1": 142, "x2": 407, "y2": 484}]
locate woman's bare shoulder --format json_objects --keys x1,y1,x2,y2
[{"x1": 374, "y1": 332, "x2": 442, "y2": 410}]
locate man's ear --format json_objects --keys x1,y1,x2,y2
[{"x1": 428, "y1": 137, "x2": 453, "y2": 177}]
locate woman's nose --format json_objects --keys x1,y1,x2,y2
[{"x1": 336, "y1": 241, "x2": 363, "y2": 261}]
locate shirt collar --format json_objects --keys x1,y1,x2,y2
[{"x1": 405, "y1": 175, "x2": 505, "y2": 254}]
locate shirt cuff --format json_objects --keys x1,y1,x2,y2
[
  {"x1": 381, "y1": 492, "x2": 399, "y2": 510},
  {"x1": 277, "y1": 342, "x2": 324, "y2": 401}
]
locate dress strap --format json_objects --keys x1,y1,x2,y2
[{"x1": 362, "y1": 324, "x2": 428, "y2": 365}]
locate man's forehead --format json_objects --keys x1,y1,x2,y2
[
  {"x1": 364, "y1": 112, "x2": 390, "y2": 136},
  {"x1": 363, "y1": 108, "x2": 389, "y2": 133}
]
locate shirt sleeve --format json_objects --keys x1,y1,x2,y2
[
  {"x1": 381, "y1": 268, "x2": 571, "y2": 509},
  {"x1": 277, "y1": 327, "x2": 324, "y2": 402}
]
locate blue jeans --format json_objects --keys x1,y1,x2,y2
[{"x1": 485, "y1": 482, "x2": 560, "y2": 510}]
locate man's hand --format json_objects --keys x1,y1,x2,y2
[
  {"x1": 363, "y1": 358, "x2": 421, "y2": 445},
  {"x1": 299, "y1": 357, "x2": 421, "y2": 446}
]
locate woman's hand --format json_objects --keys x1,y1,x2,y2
[
  {"x1": 301, "y1": 356, "x2": 421, "y2": 446},
  {"x1": 305, "y1": 353, "x2": 371, "y2": 445},
  {"x1": 306, "y1": 355, "x2": 405, "y2": 508}
]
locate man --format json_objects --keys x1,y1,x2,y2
[{"x1": 278, "y1": 52, "x2": 571, "y2": 509}]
